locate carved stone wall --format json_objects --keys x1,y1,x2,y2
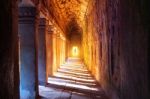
[{"x1": 84, "y1": 0, "x2": 150, "y2": 99}]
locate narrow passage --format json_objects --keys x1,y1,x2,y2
[{"x1": 39, "y1": 58, "x2": 109, "y2": 99}]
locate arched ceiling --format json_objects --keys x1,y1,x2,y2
[{"x1": 45, "y1": 0, "x2": 89, "y2": 35}]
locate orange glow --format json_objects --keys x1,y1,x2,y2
[{"x1": 72, "y1": 46, "x2": 79, "y2": 57}]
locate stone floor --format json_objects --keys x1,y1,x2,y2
[{"x1": 39, "y1": 58, "x2": 109, "y2": 99}]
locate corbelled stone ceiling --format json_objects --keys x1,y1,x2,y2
[{"x1": 46, "y1": 0, "x2": 89, "y2": 35}]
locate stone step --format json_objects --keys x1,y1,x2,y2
[
  {"x1": 57, "y1": 69, "x2": 92, "y2": 77},
  {"x1": 48, "y1": 77, "x2": 97, "y2": 86},
  {"x1": 60, "y1": 64, "x2": 86, "y2": 68},
  {"x1": 59, "y1": 66, "x2": 88, "y2": 72},
  {"x1": 46, "y1": 58, "x2": 107, "y2": 98},
  {"x1": 46, "y1": 81, "x2": 103, "y2": 96},
  {"x1": 53, "y1": 72, "x2": 95, "y2": 82},
  {"x1": 59, "y1": 67, "x2": 89, "y2": 73}
]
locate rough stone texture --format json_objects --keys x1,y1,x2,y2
[
  {"x1": 83, "y1": 0, "x2": 108, "y2": 86},
  {"x1": 83, "y1": 0, "x2": 150, "y2": 99},
  {"x1": 45, "y1": 0, "x2": 88, "y2": 33},
  {"x1": 110, "y1": 0, "x2": 150, "y2": 99},
  {"x1": 0, "y1": 0, "x2": 19, "y2": 98}
]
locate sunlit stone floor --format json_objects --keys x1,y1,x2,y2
[{"x1": 39, "y1": 58, "x2": 109, "y2": 99}]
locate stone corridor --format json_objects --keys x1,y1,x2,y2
[
  {"x1": 39, "y1": 58, "x2": 109, "y2": 99},
  {"x1": 0, "y1": 0, "x2": 149, "y2": 99}
]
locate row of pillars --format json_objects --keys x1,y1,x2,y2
[
  {"x1": 18, "y1": 1, "x2": 66, "y2": 98},
  {"x1": 52, "y1": 32, "x2": 66, "y2": 74}
]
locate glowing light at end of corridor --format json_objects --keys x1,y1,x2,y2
[{"x1": 72, "y1": 46, "x2": 79, "y2": 57}]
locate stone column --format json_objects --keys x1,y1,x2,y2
[
  {"x1": 63, "y1": 39, "x2": 66, "y2": 62},
  {"x1": 19, "y1": 1, "x2": 38, "y2": 98},
  {"x1": 63, "y1": 39, "x2": 66, "y2": 63},
  {"x1": 56, "y1": 33, "x2": 60, "y2": 68},
  {"x1": 61, "y1": 39, "x2": 63, "y2": 64},
  {"x1": 66, "y1": 40, "x2": 70, "y2": 59},
  {"x1": 62, "y1": 38, "x2": 66, "y2": 64},
  {"x1": 46, "y1": 24, "x2": 53, "y2": 77},
  {"x1": 52, "y1": 31, "x2": 57, "y2": 74},
  {"x1": 60, "y1": 37, "x2": 63, "y2": 65},
  {"x1": 38, "y1": 18, "x2": 47, "y2": 85}
]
